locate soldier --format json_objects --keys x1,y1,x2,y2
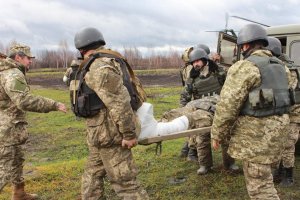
[
  {"x1": 63, "y1": 59, "x2": 81, "y2": 86},
  {"x1": 211, "y1": 24, "x2": 293, "y2": 200},
  {"x1": 266, "y1": 36, "x2": 299, "y2": 187},
  {"x1": 0, "y1": 44, "x2": 67, "y2": 199},
  {"x1": 73, "y1": 27, "x2": 149, "y2": 200},
  {"x1": 180, "y1": 48, "x2": 237, "y2": 175},
  {"x1": 179, "y1": 45, "x2": 211, "y2": 162}
]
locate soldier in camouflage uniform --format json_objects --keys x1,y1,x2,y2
[
  {"x1": 180, "y1": 48, "x2": 237, "y2": 175},
  {"x1": 73, "y1": 27, "x2": 148, "y2": 200},
  {"x1": 179, "y1": 45, "x2": 211, "y2": 162},
  {"x1": 0, "y1": 44, "x2": 67, "y2": 199},
  {"x1": 211, "y1": 24, "x2": 293, "y2": 200},
  {"x1": 63, "y1": 59, "x2": 81, "y2": 86},
  {"x1": 266, "y1": 36, "x2": 299, "y2": 187}
]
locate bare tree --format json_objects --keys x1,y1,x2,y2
[{"x1": 58, "y1": 39, "x2": 74, "y2": 68}]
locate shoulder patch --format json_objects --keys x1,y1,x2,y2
[{"x1": 9, "y1": 72, "x2": 28, "y2": 92}]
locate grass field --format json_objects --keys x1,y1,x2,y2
[{"x1": 0, "y1": 78, "x2": 300, "y2": 199}]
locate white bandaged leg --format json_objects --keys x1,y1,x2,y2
[
  {"x1": 156, "y1": 116, "x2": 189, "y2": 136},
  {"x1": 137, "y1": 103, "x2": 189, "y2": 140},
  {"x1": 136, "y1": 103, "x2": 158, "y2": 139}
]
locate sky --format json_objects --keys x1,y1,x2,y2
[{"x1": 0, "y1": 0, "x2": 299, "y2": 56}]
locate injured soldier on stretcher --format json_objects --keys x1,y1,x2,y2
[{"x1": 137, "y1": 95, "x2": 219, "y2": 142}]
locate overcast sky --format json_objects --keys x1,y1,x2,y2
[{"x1": 0, "y1": 0, "x2": 299, "y2": 56}]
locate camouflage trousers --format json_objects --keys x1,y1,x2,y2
[
  {"x1": 194, "y1": 133, "x2": 235, "y2": 168},
  {"x1": 243, "y1": 161, "x2": 279, "y2": 200},
  {"x1": 0, "y1": 145, "x2": 24, "y2": 191},
  {"x1": 281, "y1": 122, "x2": 299, "y2": 168},
  {"x1": 81, "y1": 145, "x2": 149, "y2": 200}
]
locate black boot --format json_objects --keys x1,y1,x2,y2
[
  {"x1": 187, "y1": 148, "x2": 198, "y2": 162},
  {"x1": 280, "y1": 167, "x2": 294, "y2": 187},
  {"x1": 179, "y1": 141, "x2": 189, "y2": 158},
  {"x1": 273, "y1": 162, "x2": 283, "y2": 184}
]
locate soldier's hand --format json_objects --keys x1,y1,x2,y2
[
  {"x1": 122, "y1": 138, "x2": 137, "y2": 149},
  {"x1": 212, "y1": 139, "x2": 220, "y2": 151},
  {"x1": 57, "y1": 102, "x2": 67, "y2": 113}
]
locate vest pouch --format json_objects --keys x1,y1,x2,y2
[
  {"x1": 77, "y1": 94, "x2": 90, "y2": 117},
  {"x1": 261, "y1": 89, "x2": 274, "y2": 107},
  {"x1": 290, "y1": 88, "x2": 300, "y2": 105},
  {"x1": 248, "y1": 90, "x2": 260, "y2": 109}
]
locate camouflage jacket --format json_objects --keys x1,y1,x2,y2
[
  {"x1": 180, "y1": 65, "x2": 224, "y2": 106},
  {"x1": 279, "y1": 54, "x2": 300, "y2": 123},
  {"x1": 180, "y1": 64, "x2": 193, "y2": 85},
  {"x1": 84, "y1": 47, "x2": 138, "y2": 147},
  {"x1": 0, "y1": 57, "x2": 58, "y2": 146},
  {"x1": 211, "y1": 50, "x2": 292, "y2": 164}
]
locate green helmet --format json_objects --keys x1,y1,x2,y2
[
  {"x1": 194, "y1": 44, "x2": 210, "y2": 55},
  {"x1": 74, "y1": 27, "x2": 106, "y2": 50},
  {"x1": 237, "y1": 24, "x2": 268, "y2": 47},
  {"x1": 266, "y1": 37, "x2": 282, "y2": 56},
  {"x1": 189, "y1": 48, "x2": 209, "y2": 63}
]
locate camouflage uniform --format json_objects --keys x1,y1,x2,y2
[
  {"x1": 180, "y1": 47, "x2": 193, "y2": 85},
  {"x1": 0, "y1": 46, "x2": 60, "y2": 191},
  {"x1": 211, "y1": 50, "x2": 292, "y2": 200},
  {"x1": 280, "y1": 56, "x2": 300, "y2": 169},
  {"x1": 179, "y1": 47, "x2": 197, "y2": 160},
  {"x1": 179, "y1": 64, "x2": 234, "y2": 169},
  {"x1": 162, "y1": 95, "x2": 236, "y2": 169},
  {"x1": 63, "y1": 67, "x2": 72, "y2": 81},
  {"x1": 81, "y1": 47, "x2": 148, "y2": 200}
]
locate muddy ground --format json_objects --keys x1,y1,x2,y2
[{"x1": 28, "y1": 74, "x2": 183, "y2": 88}]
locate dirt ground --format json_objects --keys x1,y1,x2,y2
[{"x1": 28, "y1": 74, "x2": 183, "y2": 88}]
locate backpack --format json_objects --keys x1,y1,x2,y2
[{"x1": 69, "y1": 49, "x2": 146, "y2": 117}]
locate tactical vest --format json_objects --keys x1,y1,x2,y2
[
  {"x1": 187, "y1": 71, "x2": 225, "y2": 99},
  {"x1": 240, "y1": 55, "x2": 292, "y2": 117},
  {"x1": 69, "y1": 51, "x2": 145, "y2": 118}
]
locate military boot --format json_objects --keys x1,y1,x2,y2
[
  {"x1": 179, "y1": 141, "x2": 189, "y2": 158},
  {"x1": 197, "y1": 165, "x2": 210, "y2": 175},
  {"x1": 12, "y1": 181, "x2": 38, "y2": 200},
  {"x1": 280, "y1": 167, "x2": 294, "y2": 187},
  {"x1": 187, "y1": 148, "x2": 198, "y2": 162},
  {"x1": 272, "y1": 162, "x2": 283, "y2": 184}
]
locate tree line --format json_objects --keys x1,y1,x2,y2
[{"x1": 0, "y1": 40, "x2": 184, "y2": 70}]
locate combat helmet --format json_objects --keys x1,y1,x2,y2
[
  {"x1": 189, "y1": 48, "x2": 209, "y2": 63},
  {"x1": 74, "y1": 27, "x2": 106, "y2": 50},
  {"x1": 194, "y1": 44, "x2": 210, "y2": 55},
  {"x1": 237, "y1": 24, "x2": 268, "y2": 46},
  {"x1": 266, "y1": 37, "x2": 282, "y2": 57}
]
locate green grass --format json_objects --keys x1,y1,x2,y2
[{"x1": 0, "y1": 86, "x2": 299, "y2": 200}]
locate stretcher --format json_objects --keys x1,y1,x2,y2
[{"x1": 138, "y1": 126, "x2": 211, "y2": 145}]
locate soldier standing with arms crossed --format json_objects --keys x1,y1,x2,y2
[
  {"x1": 211, "y1": 24, "x2": 293, "y2": 200},
  {"x1": 73, "y1": 27, "x2": 149, "y2": 200},
  {"x1": 0, "y1": 44, "x2": 67, "y2": 199}
]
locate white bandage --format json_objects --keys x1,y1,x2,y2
[
  {"x1": 137, "y1": 103, "x2": 189, "y2": 140},
  {"x1": 156, "y1": 115, "x2": 189, "y2": 136}
]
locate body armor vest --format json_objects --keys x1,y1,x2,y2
[
  {"x1": 240, "y1": 55, "x2": 292, "y2": 117},
  {"x1": 187, "y1": 71, "x2": 224, "y2": 99},
  {"x1": 69, "y1": 52, "x2": 142, "y2": 118}
]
